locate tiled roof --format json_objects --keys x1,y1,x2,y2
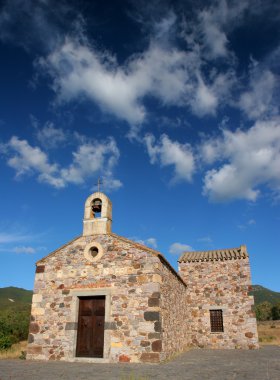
[{"x1": 178, "y1": 245, "x2": 248, "y2": 263}]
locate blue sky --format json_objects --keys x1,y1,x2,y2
[{"x1": 0, "y1": 0, "x2": 279, "y2": 291}]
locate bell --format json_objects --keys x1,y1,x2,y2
[{"x1": 92, "y1": 199, "x2": 102, "y2": 213}]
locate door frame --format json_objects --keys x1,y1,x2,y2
[{"x1": 69, "y1": 288, "x2": 112, "y2": 362}]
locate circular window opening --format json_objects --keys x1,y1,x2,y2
[{"x1": 89, "y1": 246, "x2": 99, "y2": 258}]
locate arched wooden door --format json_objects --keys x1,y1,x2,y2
[{"x1": 76, "y1": 296, "x2": 105, "y2": 358}]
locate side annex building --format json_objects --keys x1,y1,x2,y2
[{"x1": 27, "y1": 192, "x2": 259, "y2": 363}]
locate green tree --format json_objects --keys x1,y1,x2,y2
[
  {"x1": 271, "y1": 302, "x2": 280, "y2": 320},
  {"x1": 255, "y1": 301, "x2": 273, "y2": 321},
  {"x1": 0, "y1": 306, "x2": 30, "y2": 351}
]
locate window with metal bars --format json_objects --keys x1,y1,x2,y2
[{"x1": 210, "y1": 309, "x2": 224, "y2": 332}]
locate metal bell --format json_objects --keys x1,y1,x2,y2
[{"x1": 92, "y1": 199, "x2": 102, "y2": 213}]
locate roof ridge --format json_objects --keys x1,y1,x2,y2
[
  {"x1": 178, "y1": 245, "x2": 248, "y2": 263},
  {"x1": 182, "y1": 246, "x2": 242, "y2": 254}
]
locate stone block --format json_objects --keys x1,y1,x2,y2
[
  {"x1": 148, "y1": 333, "x2": 161, "y2": 339},
  {"x1": 111, "y1": 342, "x2": 123, "y2": 348},
  {"x1": 29, "y1": 323, "x2": 40, "y2": 334},
  {"x1": 119, "y1": 354, "x2": 130, "y2": 362},
  {"x1": 140, "y1": 340, "x2": 150, "y2": 347},
  {"x1": 140, "y1": 353, "x2": 160, "y2": 363},
  {"x1": 104, "y1": 322, "x2": 117, "y2": 330},
  {"x1": 27, "y1": 345, "x2": 42, "y2": 355},
  {"x1": 32, "y1": 308, "x2": 45, "y2": 316},
  {"x1": 65, "y1": 322, "x2": 77, "y2": 330},
  {"x1": 152, "y1": 340, "x2": 162, "y2": 352},
  {"x1": 144, "y1": 311, "x2": 160, "y2": 321},
  {"x1": 148, "y1": 298, "x2": 160, "y2": 307},
  {"x1": 32, "y1": 294, "x2": 42, "y2": 303},
  {"x1": 154, "y1": 321, "x2": 162, "y2": 332}
]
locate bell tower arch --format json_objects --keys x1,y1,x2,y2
[{"x1": 83, "y1": 192, "x2": 112, "y2": 236}]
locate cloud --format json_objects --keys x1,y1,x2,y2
[
  {"x1": 61, "y1": 138, "x2": 122, "y2": 191},
  {"x1": 5, "y1": 136, "x2": 63, "y2": 187},
  {"x1": 2, "y1": 135, "x2": 121, "y2": 190},
  {"x1": 201, "y1": 118, "x2": 280, "y2": 201},
  {"x1": 31, "y1": 117, "x2": 67, "y2": 149},
  {"x1": 134, "y1": 237, "x2": 158, "y2": 249},
  {"x1": 0, "y1": 244, "x2": 47, "y2": 254},
  {"x1": 169, "y1": 242, "x2": 193, "y2": 255},
  {"x1": 197, "y1": 236, "x2": 213, "y2": 244},
  {"x1": 144, "y1": 134, "x2": 195, "y2": 182},
  {"x1": 239, "y1": 70, "x2": 278, "y2": 120},
  {"x1": 237, "y1": 218, "x2": 256, "y2": 230},
  {"x1": 37, "y1": 36, "x2": 191, "y2": 128},
  {"x1": 189, "y1": 0, "x2": 252, "y2": 60},
  {"x1": 0, "y1": 231, "x2": 31, "y2": 244},
  {"x1": 0, "y1": 0, "x2": 82, "y2": 52},
  {"x1": 12, "y1": 246, "x2": 36, "y2": 254},
  {"x1": 1, "y1": 1, "x2": 246, "y2": 133}
]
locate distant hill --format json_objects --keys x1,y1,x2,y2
[
  {"x1": 250, "y1": 285, "x2": 280, "y2": 305},
  {"x1": 0, "y1": 286, "x2": 32, "y2": 310}
]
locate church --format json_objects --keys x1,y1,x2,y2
[{"x1": 26, "y1": 192, "x2": 259, "y2": 363}]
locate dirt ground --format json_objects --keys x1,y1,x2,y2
[{"x1": 258, "y1": 320, "x2": 280, "y2": 345}]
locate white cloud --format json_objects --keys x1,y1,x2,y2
[
  {"x1": 144, "y1": 134, "x2": 195, "y2": 182},
  {"x1": 6, "y1": 136, "x2": 63, "y2": 186},
  {"x1": 0, "y1": 244, "x2": 47, "y2": 254},
  {"x1": 32, "y1": 117, "x2": 67, "y2": 149},
  {"x1": 237, "y1": 219, "x2": 256, "y2": 230},
  {"x1": 13, "y1": 246, "x2": 36, "y2": 254},
  {"x1": 191, "y1": 75, "x2": 218, "y2": 116},
  {"x1": 197, "y1": 236, "x2": 213, "y2": 243},
  {"x1": 2, "y1": 135, "x2": 121, "y2": 190},
  {"x1": 146, "y1": 238, "x2": 157, "y2": 249},
  {"x1": 61, "y1": 138, "x2": 122, "y2": 191},
  {"x1": 37, "y1": 37, "x2": 193, "y2": 128},
  {"x1": 239, "y1": 70, "x2": 278, "y2": 120},
  {"x1": 169, "y1": 242, "x2": 193, "y2": 255},
  {"x1": 201, "y1": 118, "x2": 280, "y2": 201},
  {"x1": 194, "y1": 0, "x2": 250, "y2": 60},
  {"x1": 0, "y1": 231, "x2": 31, "y2": 244},
  {"x1": 135, "y1": 237, "x2": 158, "y2": 249},
  {"x1": 36, "y1": 17, "x2": 233, "y2": 132}
]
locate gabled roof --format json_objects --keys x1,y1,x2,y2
[
  {"x1": 36, "y1": 233, "x2": 187, "y2": 287},
  {"x1": 178, "y1": 245, "x2": 248, "y2": 263}
]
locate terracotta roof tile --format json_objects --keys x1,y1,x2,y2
[{"x1": 178, "y1": 245, "x2": 248, "y2": 263}]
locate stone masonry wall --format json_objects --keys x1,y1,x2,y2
[
  {"x1": 158, "y1": 257, "x2": 189, "y2": 360},
  {"x1": 27, "y1": 234, "x2": 189, "y2": 363},
  {"x1": 179, "y1": 258, "x2": 259, "y2": 349}
]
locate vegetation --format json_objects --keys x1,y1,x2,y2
[
  {"x1": 249, "y1": 285, "x2": 280, "y2": 321},
  {"x1": 254, "y1": 302, "x2": 280, "y2": 321},
  {"x1": 0, "y1": 287, "x2": 32, "y2": 351}
]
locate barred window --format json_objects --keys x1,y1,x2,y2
[{"x1": 210, "y1": 309, "x2": 224, "y2": 332}]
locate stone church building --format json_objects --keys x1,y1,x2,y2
[{"x1": 27, "y1": 192, "x2": 258, "y2": 363}]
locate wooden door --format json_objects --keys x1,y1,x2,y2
[{"x1": 76, "y1": 296, "x2": 105, "y2": 358}]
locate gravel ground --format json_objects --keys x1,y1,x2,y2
[{"x1": 0, "y1": 345, "x2": 279, "y2": 380}]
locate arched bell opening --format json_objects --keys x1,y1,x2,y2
[{"x1": 91, "y1": 198, "x2": 102, "y2": 218}]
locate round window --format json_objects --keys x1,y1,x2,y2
[
  {"x1": 84, "y1": 242, "x2": 103, "y2": 262},
  {"x1": 90, "y1": 246, "x2": 99, "y2": 258}
]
